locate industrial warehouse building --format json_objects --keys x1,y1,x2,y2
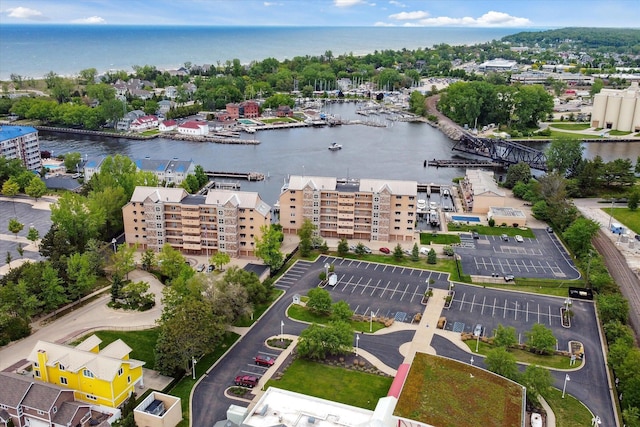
[{"x1": 591, "y1": 82, "x2": 640, "y2": 132}]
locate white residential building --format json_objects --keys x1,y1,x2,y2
[{"x1": 0, "y1": 125, "x2": 42, "y2": 171}]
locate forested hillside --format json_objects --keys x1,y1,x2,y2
[{"x1": 502, "y1": 27, "x2": 640, "y2": 51}]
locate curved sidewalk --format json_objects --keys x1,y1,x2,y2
[{"x1": 0, "y1": 269, "x2": 164, "y2": 372}]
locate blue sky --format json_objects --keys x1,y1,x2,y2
[{"x1": 1, "y1": 0, "x2": 639, "y2": 27}]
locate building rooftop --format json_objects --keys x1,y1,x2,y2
[
  {"x1": 489, "y1": 207, "x2": 526, "y2": 218},
  {"x1": 243, "y1": 388, "x2": 376, "y2": 427},
  {"x1": 0, "y1": 125, "x2": 37, "y2": 141}
]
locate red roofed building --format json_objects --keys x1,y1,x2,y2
[
  {"x1": 177, "y1": 121, "x2": 209, "y2": 136},
  {"x1": 226, "y1": 103, "x2": 240, "y2": 120},
  {"x1": 276, "y1": 105, "x2": 293, "y2": 117},
  {"x1": 241, "y1": 100, "x2": 260, "y2": 118},
  {"x1": 129, "y1": 115, "x2": 159, "y2": 132},
  {"x1": 159, "y1": 120, "x2": 178, "y2": 132}
]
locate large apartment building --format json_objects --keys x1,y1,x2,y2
[
  {"x1": 0, "y1": 125, "x2": 42, "y2": 171},
  {"x1": 278, "y1": 175, "x2": 417, "y2": 242},
  {"x1": 123, "y1": 186, "x2": 271, "y2": 257}
]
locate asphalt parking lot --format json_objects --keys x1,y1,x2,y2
[
  {"x1": 455, "y1": 229, "x2": 580, "y2": 280},
  {"x1": 276, "y1": 255, "x2": 451, "y2": 322},
  {"x1": 0, "y1": 197, "x2": 53, "y2": 268}
]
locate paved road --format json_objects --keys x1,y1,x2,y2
[{"x1": 191, "y1": 259, "x2": 416, "y2": 427}]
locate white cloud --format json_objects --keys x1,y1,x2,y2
[
  {"x1": 373, "y1": 21, "x2": 396, "y2": 27},
  {"x1": 334, "y1": 0, "x2": 365, "y2": 7},
  {"x1": 5, "y1": 6, "x2": 44, "y2": 19},
  {"x1": 72, "y1": 16, "x2": 106, "y2": 24},
  {"x1": 389, "y1": 10, "x2": 429, "y2": 20},
  {"x1": 389, "y1": 1, "x2": 406, "y2": 7},
  {"x1": 417, "y1": 11, "x2": 532, "y2": 27},
  {"x1": 264, "y1": 2, "x2": 283, "y2": 6}
]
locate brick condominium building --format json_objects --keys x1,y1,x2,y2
[
  {"x1": 278, "y1": 175, "x2": 417, "y2": 243},
  {"x1": 123, "y1": 186, "x2": 271, "y2": 258}
]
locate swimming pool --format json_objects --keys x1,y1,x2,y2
[
  {"x1": 451, "y1": 215, "x2": 481, "y2": 223},
  {"x1": 238, "y1": 119, "x2": 255, "y2": 125},
  {"x1": 44, "y1": 164, "x2": 63, "y2": 171}
]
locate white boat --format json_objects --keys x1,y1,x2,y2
[
  {"x1": 531, "y1": 413, "x2": 542, "y2": 427},
  {"x1": 244, "y1": 127, "x2": 256, "y2": 134},
  {"x1": 328, "y1": 142, "x2": 342, "y2": 151}
]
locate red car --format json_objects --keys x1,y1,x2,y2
[
  {"x1": 254, "y1": 354, "x2": 275, "y2": 367},
  {"x1": 234, "y1": 375, "x2": 259, "y2": 388},
  {"x1": 379, "y1": 247, "x2": 390, "y2": 254}
]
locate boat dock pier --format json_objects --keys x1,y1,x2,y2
[{"x1": 204, "y1": 171, "x2": 265, "y2": 181}]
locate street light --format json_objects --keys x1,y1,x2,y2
[
  {"x1": 111, "y1": 238, "x2": 117, "y2": 252},
  {"x1": 370, "y1": 310, "x2": 374, "y2": 333},
  {"x1": 562, "y1": 374, "x2": 570, "y2": 398},
  {"x1": 280, "y1": 320, "x2": 284, "y2": 342},
  {"x1": 470, "y1": 356, "x2": 474, "y2": 366},
  {"x1": 191, "y1": 356, "x2": 197, "y2": 380},
  {"x1": 607, "y1": 198, "x2": 615, "y2": 230},
  {"x1": 355, "y1": 334, "x2": 360, "y2": 356}
]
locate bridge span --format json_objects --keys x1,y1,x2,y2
[{"x1": 451, "y1": 133, "x2": 548, "y2": 171}]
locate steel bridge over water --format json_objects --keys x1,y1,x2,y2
[{"x1": 452, "y1": 133, "x2": 548, "y2": 171}]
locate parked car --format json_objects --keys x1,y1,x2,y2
[
  {"x1": 501, "y1": 234, "x2": 509, "y2": 241},
  {"x1": 254, "y1": 355, "x2": 275, "y2": 367},
  {"x1": 515, "y1": 235, "x2": 524, "y2": 243},
  {"x1": 207, "y1": 264, "x2": 215, "y2": 272},
  {"x1": 363, "y1": 246, "x2": 372, "y2": 254},
  {"x1": 196, "y1": 264, "x2": 206, "y2": 272},
  {"x1": 546, "y1": 227, "x2": 554, "y2": 233},
  {"x1": 349, "y1": 245, "x2": 357, "y2": 252},
  {"x1": 472, "y1": 231, "x2": 479, "y2": 239},
  {"x1": 473, "y1": 324, "x2": 483, "y2": 337},
  {"x1": 71, "y1": 172, "x2": 81, "y2": 179},
  {"x1": 504, "y1": 274, "x2": 514, "y2": 282},
  {"x1": 379, "y1": 247, "x2": 390, "y2": 254},
  {"x1": 234, "y1": 375, "x2": 259, "y2": 388},
  {"x1": 419, "y1": 246, "x2": 431, "y2": 255}
]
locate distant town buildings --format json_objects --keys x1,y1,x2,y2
[
  {"x1": 27, "y1": 335, "x2": 144, "y2": 409},
  {"x1": 0, "y1": 125, "x2": 42, "y2": 171},
  {"x1": 122, "y1": 186, "x2": 271, "y2": 257},
  {"x1": 478, "y1": 58, "x2": 518, "y2": 73},
  {"x1": 279, "y1": 175, "x2": 417, "y2": 243},
  {"x1": 177, "y1": 120, "x2": 209, "y2": 135},
  {"x1": 591, "y1": 82, "x2": 640, "y2": 132},
  {"x1": 225, "y1": 101, "x2": 260, "y2": 119}
]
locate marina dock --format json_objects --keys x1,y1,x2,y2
[{"x1": 204, "y1": 171, "x2": 265, "y2": 181}]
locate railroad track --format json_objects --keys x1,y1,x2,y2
[{"x1": 592, "y1": 230, "x2": 640, "y2": 340}]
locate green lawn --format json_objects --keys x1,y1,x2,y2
[
  {"x1": 286, "y1": 304, "x2": 387, "y2": 333},
  {"x1": 541, "y1": 387, "x2": 594, "y2": 427},
  {"x1": 420, "y1": 233, "x2": 461, "y2": 244},
  {"x1": 490, "y1": 277, "x2": 584, "y2": 297},
  {"x1": 463, "y1": 341, "x2": 582, "y2": 370},
  {"x1": 608, "y1": 130, "x2": 632, "y2": 136},
  {"x1": 264, "y1": 359, "x2": 392, "y2": 410},
  {"x1": 260, "y1": 117, "x2": 297, "y2": 123},
  {"x1": 606, "y1": 207, "x2": 640, "y2": 234},
  {"x1": 549, "y1": 123, "x2": 591, "y2": 131}
]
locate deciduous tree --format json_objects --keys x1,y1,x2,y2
[
  {"x1": 307, "y1": 288, "x2": 332, "y2": 315},
  {"x1": 525, "y1": 323, "x2": 556, "y2": 355},
  {"x1": 25, "y1": 176, "x2": 47, "y2": 200},
  {"x1": 255, "y1": 224, "x2": 284, "y2": 272},
  {"x1": 210, "y1": 251, "x2": 231, "y2": 271},
  {"x1": 484, "y1": 347, "x2": 519, "y2": 380}
]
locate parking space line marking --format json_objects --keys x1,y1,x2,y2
[
  {"x1": 380, "y1": 281, "x2": 390, "y2": 297},
  {"x1": 411, "y1": 284, "x2": 420, "y2": 302},
  {"x1": 469, "y1": 294, "x2": 476, "y2": 313},
  {"x1": 503, "y1": 299, "x2": 508, "y2": 318},
  {"x1": 458, "y1": 293, "x2": 466, "y2": 311},
  {"x1": 481, "y1": 296, "x2": 486, "y2": 315},
  {"x1": 371, "y1": 280, "x2": 381, "y2": 296},
  {"x1": 353, "y1": 305, "x2": 360, "y2": 314},
  {"x1": 361, "y1": 278, "x2": 372, "y2": 295},
  {"x1": 492, "y1": 298, "x2": 497, "y2": 317},
  {"x1": 340, "y1": 275, "x2": 353, "y2": 292},
  {"x1": 351, "y1": 277, "x2": 363, "y2": 294},
  {"x1": 362, "y1": 306, "x2": 370, "y2": 316},
  {"x1": 389, "y1": 282, "x2": 401, "y2": 300},
  {"x1": 400, "y1": 283, "x2": 410, "y2": 301}
]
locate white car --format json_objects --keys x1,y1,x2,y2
[
  {"x1": 515, "y1": 235, "x2": 524, "y2": 243},
  {"x1": 419, "y1": 246, "x2": 431, "y2": 255}
]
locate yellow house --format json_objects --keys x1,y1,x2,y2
[{"x1": 27, "y1": 335, "x2": 145, "y2": 409}]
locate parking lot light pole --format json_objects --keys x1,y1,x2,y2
[
  {"x1": 280, "y1": 320, "x2": 284, "y2": 343},
  {"x1": 475, "y1": 333, "x2": 480, "y2": 352},
  {"x1": 192, "y1": 356, "x2": 197, "y2": 380},
  {"x1": 470, "y1": 356, "x2": 474, "y2": 366},
  {"x1": 111, "y1": 238, "x2": 117, "y2": 253},
  {"x1": 370, "y1": 311, "x2": 373, "y2": 333},
  {"x1": 562, "y1": 374, "x2": 570, "y2": 398},
  {"x1": 355, "y1": 334, "x2": 360, "y2": 356}
]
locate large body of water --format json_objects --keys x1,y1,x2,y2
[
  {"x1": 39, "y1": 103, "x2": 640, "y2": 207},
  {"x1": 0, "y1": 25, "x2": 525, "y2": 80}
]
